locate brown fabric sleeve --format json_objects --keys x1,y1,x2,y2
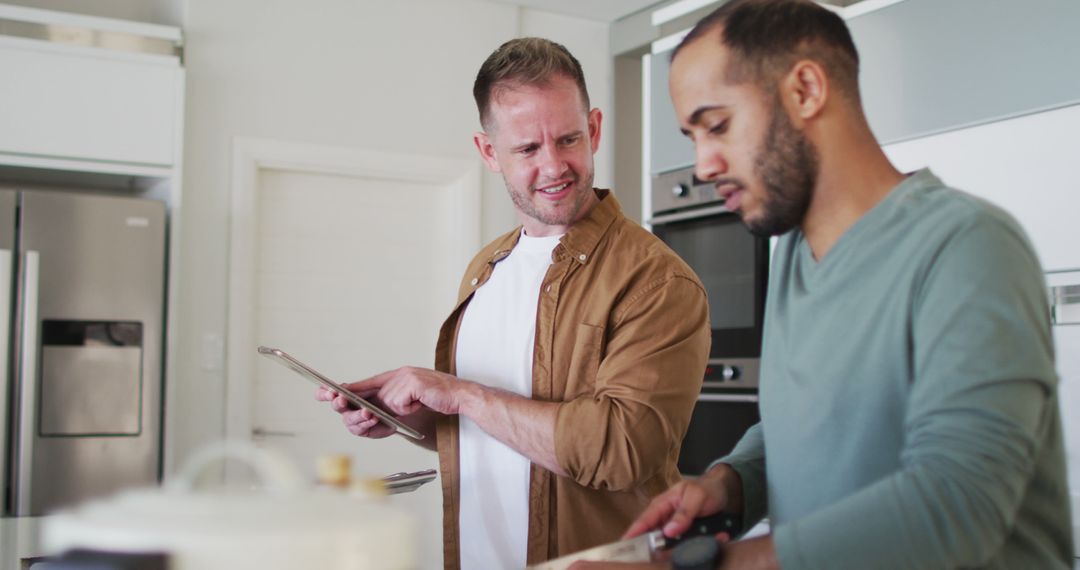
[{"x1": 553, "y1": 275, "x2": 710, "y2": 490}]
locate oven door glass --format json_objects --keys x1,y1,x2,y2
[
  {"x1": 652, "y1": 212, "x2": 768, "y2": 359},
  {"x1": 678, "y1": 395, "x2": 761, "y2": 475}
]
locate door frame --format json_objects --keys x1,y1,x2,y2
[{"x1": 224, "y1": 136, "x2": 480, "y2": 443}]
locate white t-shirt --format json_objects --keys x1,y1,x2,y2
[{"x1": 455, "y1": 229, "x2": 561, "y2": 570}]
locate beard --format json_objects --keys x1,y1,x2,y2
[
  {"x1": 743, "y1": 98, "x2": 819, "y2": 237},
  {"x1": 505, "y1": 171, "x2": 596, "y2": 229}
]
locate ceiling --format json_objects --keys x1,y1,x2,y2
[
  {"x1": 489, "y1": 0, "x2": 664, "y2": 22},
  {"x1": 488, "y1": 0, "x2": 866, "y2": 23}
]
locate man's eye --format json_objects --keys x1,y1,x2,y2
[
  {"x1": 709, "y1": 120, "x2": 729, "y2": 135},
  {"x1": 561, "y1": 136, "x2": 580, "y2": 145},
  {"x1": 519, "y1": 146, "x2": 538, "y2": 155}
]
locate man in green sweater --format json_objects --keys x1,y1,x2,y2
[{"x1": 613, "y1": 0, "x2": 1075, "y2": 568}]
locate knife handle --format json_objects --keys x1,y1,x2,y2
[{"x1": 673, "y1": 512, "x2": 742, "y2": 544}]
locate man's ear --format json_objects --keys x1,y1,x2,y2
[
  {"x1": 473, "y1": 131, "x2": 502, "y2": 173},
  {"x1": 780, "y1": 60, "x2": 828, "y2": 126},
  {"x1": 587, "y1": 108, "x2": 603, "y2": 154}
]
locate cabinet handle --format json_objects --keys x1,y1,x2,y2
[
  {"x1": 0, "y1": 249, "x2": 10, "y2": 507},
  {"x1": 15, "y1": 251, "x2": 39, "y2": 515},
  {"x1": 1050, "y1": 284, "x2": 1080, "y2": 325}
]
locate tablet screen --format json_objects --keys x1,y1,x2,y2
[{"x1": 257, "y1": 346, "x2": 424, "y2": 440}]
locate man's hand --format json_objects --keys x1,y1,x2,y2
[
  {"x1": 313, "y1": 366, "x2": 460, "y2": 444},
  {"x1": 315, "y1": 383, "x2": 399, "y2": 439},
  {"x1": 350, "y1": 366, "x2": 470, "y2": 416},
  {"x1": 624, "y1": 463, "x2": 744, "y2": 540}
]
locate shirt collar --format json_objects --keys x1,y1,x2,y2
[
  {"x1": 484, "y1": 189, "x2": 621, "y2": 266},
  {"x1": 557, "y1": 189, "x2": 619, "y2": 265}
]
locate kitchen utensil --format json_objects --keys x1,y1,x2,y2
[
  {"x1": 382, "y1": 469, "x2": 437, "y2": 494},
  {"x1": 526, "y1": 512, "x2": 740, "y2": 569}
]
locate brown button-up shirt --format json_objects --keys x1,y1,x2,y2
[{"x1": 434, "y1": 190, "x2": 710, "y2": 568}]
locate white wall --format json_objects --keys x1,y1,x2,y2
[
  {"x1": 170, "y1": 0, "x2": 613, "y2": 472},
  {"x1": 521, "y1": 9, "x2": 615, "y2": 196}
]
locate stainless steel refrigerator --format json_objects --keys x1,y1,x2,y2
[{"x1": 0, "y1": 187, "x2": 166, "y2": 516}]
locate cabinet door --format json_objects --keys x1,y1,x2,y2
[
  {"x1": 647, "y1": 50, "x2": 695, "y2": 176},
  {"x1": 883, "y1": 103, "x2": 1080, "y2": 273},
  {"x1": 0, "y1": 41, "x2": 179, "y2": 167},
  {"x1": 1052, "y1": 322, "x2": 1080, "y2": 551}
]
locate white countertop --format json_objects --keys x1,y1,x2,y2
[
  {"x1": 0, "y1": 516, "x2": 46, "y2": 570},
  {"x1": 5, "y1": 514, "x2": 1077, "y2": 569}
]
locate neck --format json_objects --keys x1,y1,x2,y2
[{"x1": 800, "y1": 119, "x2": 904, "y2": 260}]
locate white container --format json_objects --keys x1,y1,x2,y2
[{"x1": 41, "y1": 442, "x2": 416, "y2": 569}]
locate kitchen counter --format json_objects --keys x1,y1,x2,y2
[
  {"x1": 0, "y1": 516, "x2": 46, "y2": 569},
  {"x1": 5, "y1": 514, "x2": 1077, "y2": 569}
]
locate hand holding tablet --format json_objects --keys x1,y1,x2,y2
[{"x1": 257, "y1": 346, "x2": 425, "y2": 440}]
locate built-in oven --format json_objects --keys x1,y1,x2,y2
[{"x1": 649, "y1": 166, "x2": 769, "y2": 475}]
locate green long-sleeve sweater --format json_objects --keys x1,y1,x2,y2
[{"x1": 719, "y1": 169, "x2": 1073, "y2": 569}]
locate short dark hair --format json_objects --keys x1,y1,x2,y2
[
  {"x1": 473, "y1": 37, "x2": 591, "y2": 130},
  {"x1": 674, "y1": 0, "x2": 860, "y2": 101}
]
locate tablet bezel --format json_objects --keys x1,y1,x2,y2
[{"x1": 256, "y1": 346, "x2": 424, "y2": 440}]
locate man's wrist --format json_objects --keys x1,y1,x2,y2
[
  {"x1": 455, "y1": 380, "x2": 486, "y2": 418},
  {"x1": 715, "y1": 535, "x2": 778, "y2": 570},
  {"x1": 704, "y1": 463, "x2": 744, "y2": 515}
]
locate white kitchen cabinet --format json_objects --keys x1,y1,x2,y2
[
  {"x1": 883, "y1": 103, "x2": 1080, "y2": 273},
  {"x1": 0, "y1": 37, "x2": 181, "y2": 169},
  {"x1": 0, "y1": 8, "x2": 186, "y2": 551}
]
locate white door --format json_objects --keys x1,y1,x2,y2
[
  {"x1": 1055, "y1": 323, "x2": 1080, "y2": 554},
  {"x1": 1049, "y1": 270, "x2": 1080, "y2": 553},
  {"x1": 239, "y1": 163, "x2": 470, "y2": 569}
]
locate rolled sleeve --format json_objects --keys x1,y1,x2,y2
[{"x1": 554, "y1": 275, "x2": 710, "y2": 491}]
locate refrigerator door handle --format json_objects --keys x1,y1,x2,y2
[
  {"x1": 0, "y1": 248, "x2": 10, "y2": 513},
  {"x1": 15, "y1": 250, "x2": 39, "y2": 515}
]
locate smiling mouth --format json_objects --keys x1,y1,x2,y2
[{"x1": 537, "y1": 181, "x2": 571, "y2": 194}]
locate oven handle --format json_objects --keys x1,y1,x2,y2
[
  {"x1": 697, "y1": 393, "x2": 759, "y2": 404},
  {"x1": 649, "y1": 203, "x2": 731, "y2": 225}
]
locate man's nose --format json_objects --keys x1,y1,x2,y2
[
  {"x1": 694, "y1": 143, "x2": 727, "y2": 182},
  {"x1": 538, "y1": 145, "x2": 569, "y2": 179}
]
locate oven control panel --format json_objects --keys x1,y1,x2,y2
[
  {"x1": 651, "y1": 166, "x2": 725, "y2": 216},
  {"x1": 702, "y1": 357, "x2": 760, "y2": 390}
]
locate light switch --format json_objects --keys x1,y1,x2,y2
[{"x1": 201, "y1": 332, "x2": 224, "y2": 371}]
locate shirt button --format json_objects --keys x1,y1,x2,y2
[
  {"x1": 470, "y1": 277, "x2": 479, "y2": 286},
  {"x1": 546, "y1": 285, "x2": 552, "y2": 293},
  {"x1": 578, "y1": 254, "x2": 587, "y2": 262}
]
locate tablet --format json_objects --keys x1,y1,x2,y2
[
  {"x1": 382, "y1": 469, "x2": 437, "y2": 494},
  {"x1": 257, "y1": 346, "x2": 424, "y2": 440}
]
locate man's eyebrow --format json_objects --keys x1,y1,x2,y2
[
  {"x1": 688, "y1": 105, "x2": 728, "y2": 126},
  {"x1": 509, "y1": 130, "x2": 585, "y2": 151},
  {"x1": 510, "y1": 140, "x2": 539, "y2": 152}
]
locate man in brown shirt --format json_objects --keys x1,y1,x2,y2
[{"x1": 318, "y1": 38, "x2": 709, "y2": 569}]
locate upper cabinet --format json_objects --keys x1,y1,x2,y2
[
  {"x1": 646, "y1": 46, "x2": 693, "y2": 177},
  {"x1": 0, "y1": 4, "x2": 183, "y2": 176}
]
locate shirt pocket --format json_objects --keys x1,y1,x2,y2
[{"x1": 565, "y1": 322, "x2": 604, "y2": 396}]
